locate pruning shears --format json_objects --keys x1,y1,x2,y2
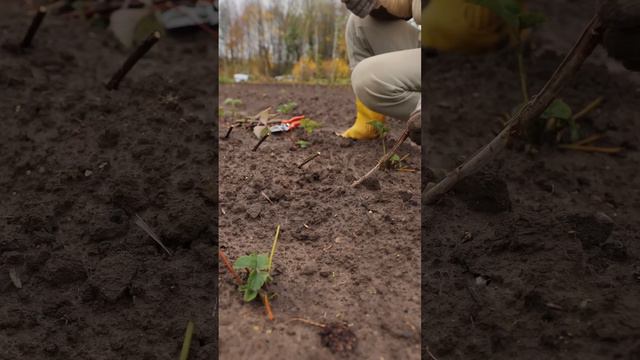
[{"x1": 269, "y1": 115, "x2": 305, "y2": 133}]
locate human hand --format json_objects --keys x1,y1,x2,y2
[{"x1": 342, "y1": 0, "x2": 380, "y2": 18}]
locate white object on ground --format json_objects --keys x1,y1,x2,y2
[{"x1": 234, "y1": 73, "x2": 249, "y2": 83}]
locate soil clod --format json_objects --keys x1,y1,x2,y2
[
  {"x1": 454, "y1": 172, "x2": 511, "y2": 213},
  {"x1": 320, "y1": 323, "x2": 357, "y2": 354},
  {"x1": 567, "y1": 212, "x2": 614, "y2": 249}
]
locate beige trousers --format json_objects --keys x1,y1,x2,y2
[{"x1": 346, "y1": 14, "x2": 421, "y2": 120}]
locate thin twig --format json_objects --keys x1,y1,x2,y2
[
  {"x1": 297, "y1": 152, "x2": 321, "y2": 168},
  {"x1": 573, "y1": 96, "x2": 603, "y2": 121},
  {"x1": 352, "y1": 125, "x2": 410, "y2": 187},
  {"x1": 105, "y1": 31, "x2": 161, "y2": 90},
  {"x1": 252, "y1": 133, "x2": 270, "y2": 151},
  {"x1": 21, "y1": 6, "x2": 47, "y2": 48},
  {"x1": 179, "y1": 321, "x2": 194, "y2": 360},
  {"x1": 573, "y1": 133, "x2": 605, "y2": 146},
  {"x1": 133, "y1": 214, "x2": 172, "y2": 255},
  {"x1": 268, "y1": 225, "x2": 280, "y2": 273},
  {"x1": 218, "y1": 250, "x2": 243, "y2": 286},
  {"x1": 261, "y1": 191, "x2": 274, "y2": 204},
  {"x1": 424, "y1": 13, "x2": 605, "y2": 204},
  {"x1": 426, "y1": 346, "x2": 440, "y2": 360},
  {"x1": 223, "y1": 125, "x2": 234, "y2": 139},
  {"x1": 557, "y1": 144, "x2": 622, "y2": 154},
  {"x1": 262, "y1": 293, "x2": 274, "y2": 321},
  {"x1": 287, "y1": 317, "x2": 326, "y2": 328}
]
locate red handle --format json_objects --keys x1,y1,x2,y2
[{"x1": 282, "y1": 115, "x2": 305, "y2": 124}]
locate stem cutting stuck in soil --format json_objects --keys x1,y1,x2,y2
[
  {"x1": 21, "y1": 6, "x2": 46, "y2": 48},
  {"x1": 352, "y1": 125, "x2": 410, "y2": 187},
  {"x1": 424, "y1": 11, "x2": 605, "y2": 204},
  {"x1": 105, "y1": 31, "x2": 161, "y2": 90}
]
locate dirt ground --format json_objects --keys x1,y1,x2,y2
[
  {"x1": 218, "y1": 84, "x2": 421, "y2": 359},
  {"x1": 424, "y1": 1, "x2": 640, "y2": 359},
  {"x1": 0, "y1": 2, "x2": 216, "y2": 359}
]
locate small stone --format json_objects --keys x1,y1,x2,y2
[
  {"x1": 319, "y1": 270, "x2": 330, "y2": 278},
  {"x1": 301, "y1": 264, "x2": 317, "y2": 275},
  {"x1": 246, "y1": 205, "x2": 262, "y2": 219},
  {"x1": 84, "y1": 170, "x2": 93, "y2": 177},
  {"x1": 361, "y1": 177, "x2": 381, "y2": 191}
]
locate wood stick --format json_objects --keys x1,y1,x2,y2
[
  {"x1": 223, "y1": 125, "x2": 234, "y2": 139},
  {"x1": 424, "y1": 13, "x2": 605, "y2": 204},
  {"x1": 218, "y1": 250, "x2": 243, "y2": 286},
  {"x1": 21, "y1": 6, "x2": 47, "y2": 48},
  {"x1": 262, "y1": 293, "x2": 274, "y2": 321},
  {"x1": 297, "y1": 152, "x2": 321, "y2": 168},
  {"x1": 351, "y1": 125, "x2": 410, "y2": 187},
  {"x1": 252, "y1": 133, "x2": 270, "y2": 151},
  {"x1": 105, "y1": 31, "x2": 161, "y2": 90}
]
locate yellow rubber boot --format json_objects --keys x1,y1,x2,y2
[
  {"x1": 340, "y1": 98, "x2": 385, "y2": 140},
  {"x1": 422, "y1": 0, "x2": 514, "y2": 54}
]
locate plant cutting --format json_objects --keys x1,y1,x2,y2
[{"x1": 226, "y1": 225, "x2": 281, "y2": 320}]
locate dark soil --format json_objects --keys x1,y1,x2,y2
[
  {"x1": 0, "y1": 2, "x2": 217, "y2": 359},
  {"x1": 218, "y1": 83, "x2": 421, "y2": 359},
  {"x1": 424, "y1": 1, "x2": 640, "y2": 359}
]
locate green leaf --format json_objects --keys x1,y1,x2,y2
[
  {"x1": 223, "y1": 98, "x2": 242, "y2": 107},
  {"x1": 368, "y1": 120, "x2": 388, "y2": 137},
  {"x1": 233, "y1": 253, "x2": 257, "y2": 269},
  {"x1": 255, "y1": 254, "x2": 269, "y2": 271},
  {"x1": 300, "y1": 119, "x2": 321, "y2": 135},
  {"x1": 468, "y1": 0, "x2": 522, "y2": 28},
  {"x1": 519, "y1": 12, "x2": 546, "y2": 29},
  {"x1": 277, "y1": 101, "x2": 298, "y2": 114},
  {"x1": 243, "y1": 288, "x2": 258, "y2": 302},
  {"x1": 542, "y1": 99, "x2": 572, "y2": 120},
  {"x1": 296, "y1": 140, "x2": 310, "y2": 148},
  {"x1": 390, "y1": 154, "x2": 401, "y2": 163},
  {"x1": 246, "y1": 270, "x2": 269, "y2": 291}
]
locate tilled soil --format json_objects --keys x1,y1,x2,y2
[
  {"x1": 0, "y1": 2, "x2": 217, "y2": 359},
  {"x1": 218, "y1": 83, "x2": 421, "y2": 359},
  {"x1": 424, "y1": 1, "x2": 640, "y2": 359}
]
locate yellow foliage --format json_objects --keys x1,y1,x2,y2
[
  {"x1": 320, "y1": 58, "x2": 350, "y2": 80},
  {"x1": 292, "y1": 57, "x2": 318, "y2": 82}
]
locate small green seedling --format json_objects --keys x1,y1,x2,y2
[
  {"x1": 233, "y1": 253, "x2": 271, "y2": 302},
  {"x1": 470, "y1": 0, "x2": 596, "y2": 145},
  {"x1": 232, "y1": 225, "x2": 281, "y2": 304},
  {"x1": 296, "y1": 140, "x2": 310, "y2": 149},
  {"x1": 300, "y1": 118, "x2": 321, "y2": 135},
  {"x1": 369, "y1": 120, "x2": 390, "y2": 155},
  {"x1": 277, "y1": 101, "x2": 298, "y2": 114},
  {"x1": 543, "y1": 99, "x2": 577, "y2": 139},
  {"x1": 223, "y1": 98, "x2": 243, "y2": 119},
  {"x1": 389, "y1": 154, "x2": 402, "y2": 167},
  {"x1": 469, "y1": 0, "x2": 545, "y2": 103}
]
